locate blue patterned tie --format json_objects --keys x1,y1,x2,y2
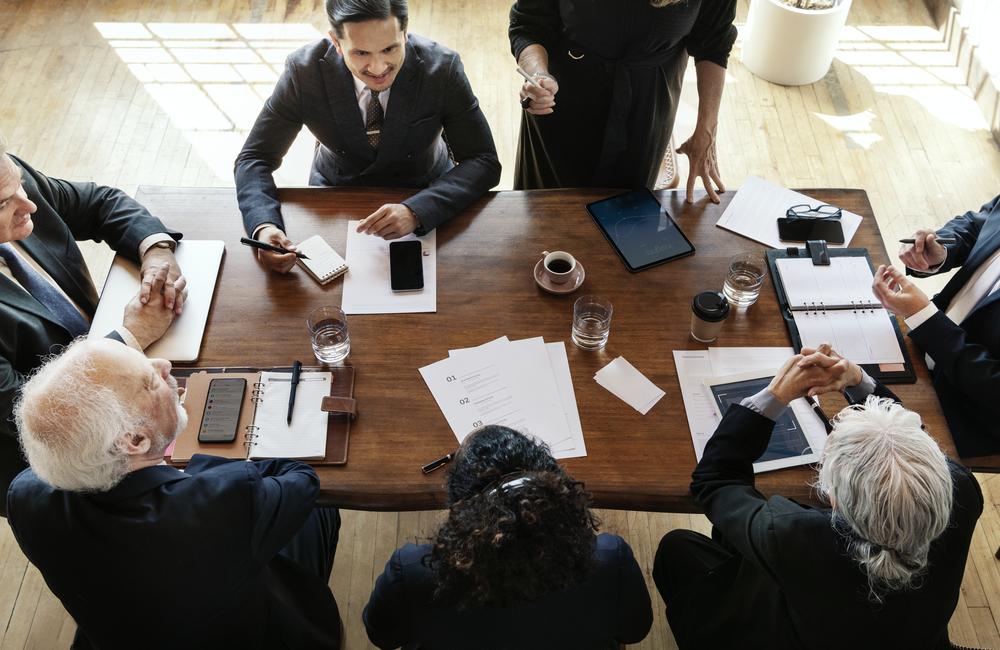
[{"x1": 0, "y1": 243, "x2": 90, "y2": 337}]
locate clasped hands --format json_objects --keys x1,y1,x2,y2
[
  {"x1": 122, "y1": 245, "x2": 186, "y2": 349},
  {"x1": 767, "y1": 344, "x2": 863, "y2": 406},
  {"x1": 255, "y1": 204, "x2": 417, "y2": 274}
]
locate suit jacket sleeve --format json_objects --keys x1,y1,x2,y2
[
  {"x1": 689, "y1": 404, "x2": 788, "y2": 582},
  {"x1": 0, "y1": 359, "x2": 26, "y2": 442},
  {"x1": 234, "y1": 59, "x2": 305, "y2": 236},
  {"x1": 908, "y1": 310, "x2": 1000, "y2": 416},
  {"x1": 363, "y1": 548, "x2": 412, "y2": 650},
  {"x1": 612, "y1": 537, "x2": 654, "y2": 644},
  {"x1": 17, "y1": 157, "x2": 180, "y2": 263},
  {"x1": 401, "y1": 54, "x2": 501, "y2": 233},
  {"x1": 508, "y1": 0, "x2": 561, "y2": 61},
  {"x1": 194, "y1": 456, "x2": 321, "y2": 562},
  {"x1": 910, "y1": 193, "x2": 997, "y2": 278}
]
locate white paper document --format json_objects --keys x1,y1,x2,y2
[
  {"x1": 716, "y1": 176, "x2": 863, "y2": 249},
  {"x1": 341, "y1": 220, "x2": 436, "y2": 314},
  {"x1": 594, "y1": 357, "x2": 665, "y2": 415},
  {"x1": 420, "y1": 336, "x2": 586, "y2": 459},
  {"x1": 674, "y1": 347, "x2": 827, "y2": 473},
  {"x1": 89, "y1": 240, "x2": 224, "y2": 362}
]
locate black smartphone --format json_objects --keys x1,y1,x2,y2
[
  {"x1": 389, "y1": 240, "x2": 424, "y2": 292},
  {"x1": 198, "y1": 377, "x2": 246, "y2": 443},
  {"x1": 777, "y1": 217, "x2": 845, "y2": 244}
]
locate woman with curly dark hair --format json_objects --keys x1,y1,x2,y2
[{"x1": 362, "y1": 425, "x2": 652, "y2": 649}]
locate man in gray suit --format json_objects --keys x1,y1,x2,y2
[{"x1": 236, "y1": 0, "x2": 501, "y2": 273}]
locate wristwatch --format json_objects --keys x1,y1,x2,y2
[{"x1": 149, "y1": 241, "x2": 174, "y2": 252}]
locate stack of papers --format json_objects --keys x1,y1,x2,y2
[
  {"x1": 594, "y1": 357, "x2": 665, "y2": 415},
  {"x1": 419, "y1": 337, "x2": 586, "y2": 459},
  {"x1": 341, "y1": 220, "x2": 436, "y2": 314},
  {"x1": 716, "y1": 176, "x2": 863, "y2": 248},
  {"x1": 673, "y1": 347, "x2": 829, "y2": 473}
]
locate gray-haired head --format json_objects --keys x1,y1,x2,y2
[
  {"x1": 325, "y1": 0, "x2": 408, "y2": 38},
  {"x1": 817, "y1": 396, "x2": 953, "y2": 601},
  {"x1": 13, "y1": 339, "x2": 186, "y2": 492}
]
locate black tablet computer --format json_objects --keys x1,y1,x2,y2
[{"x1": 585, "y1": 188, "x2": 695, "y2": 272}]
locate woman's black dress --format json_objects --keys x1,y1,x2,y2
[{"x1": 509, "y1": 0, "x2": 737, "y2": 189}]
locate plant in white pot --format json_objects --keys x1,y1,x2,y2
[{"x1": 741, "y1": 0, "x2": 853, "y2": 86}]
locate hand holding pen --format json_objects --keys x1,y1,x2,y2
[
  {"x1": 244, "y1": 226, "x2": 306, "y2": 274},
  {"x1": 517, "y1": 66, "x2": 559, "y2": 115}
]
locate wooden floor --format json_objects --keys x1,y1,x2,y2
[{"x1": 1, "y1": 0, "x2": 1000, "y2": 648}]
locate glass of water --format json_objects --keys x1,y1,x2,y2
[
  {"x1": 307, "y1": 306, "x2": 351, "y2": 364},
  {"x1": 723, "y1": 252, "x2": 768, "y2": 308},
  {"x1": 572, "y1": 295, "x2": 613, "y2": 350}
]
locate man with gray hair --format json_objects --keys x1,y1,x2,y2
[
  {"x1": 7, "y1": 338, "x2": 342, "y2": 649},
  {"x1": 654, "y1": 345, "x2": 982, "y2": 650},
  {"x1": 0, "y1": 130, "x2": 187, "y2": 516}
]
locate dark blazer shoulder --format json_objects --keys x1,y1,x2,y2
[
  {"x1": 406, "y1": 33, "x2": 462, "y2": 73},
  {"x1": 285, "y1": 38, "x2": 336, "y2": 69}
]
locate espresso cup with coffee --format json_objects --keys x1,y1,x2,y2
[{"x1": 542, "y1": 251, "x2": 577, "y2": 285}]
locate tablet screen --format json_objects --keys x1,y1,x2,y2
[{"x1": 586, "y1": 189, "x2": 695, "y2": 272}]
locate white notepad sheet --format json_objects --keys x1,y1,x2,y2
[
  {"x1": 249, "y1": 371, "x2": 332, "y2": 460},
  {"x1": 296, "y1": 235, "x2": 348, "y2": 283},
  {"x1": 775, "y1": 257, "x2": 880, "y2": 308},
  {"x1": 792, "y1": 310, "x2": 904, "y2": 364}
]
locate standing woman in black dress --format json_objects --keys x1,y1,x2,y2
[{"x1": 510, "y1": 0, "x2": 737, "y2": 202}]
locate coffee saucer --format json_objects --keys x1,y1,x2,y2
[{"x1": 533, "y1": 259, "x2": 586, "y2": 294}]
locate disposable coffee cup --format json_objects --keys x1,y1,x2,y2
[
  {"x1": 690, "y1": 291, "x2": 730, "y2": 343},
  {"x1": 542, "y1": 250, "x2": 577, "y2": 285}
]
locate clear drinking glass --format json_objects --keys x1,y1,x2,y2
[
  {"x1": 307, "y1": 306, "x2": 351, "y2": 364},
  {"x1": 571, "y1": 295, "x2": 613, "y2": 350},
  {"x1": 722, "y1": 252, "x2": 768, "y2": 308}
]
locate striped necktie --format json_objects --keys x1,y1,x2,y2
[
  {"x1": 0, "y1": 243, "x2": 90, "y2": 337},
  {"x1": 366, "y1": 89, "x2": 383, "y2": 149}
]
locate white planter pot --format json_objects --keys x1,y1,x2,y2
[{"x1": 741, "y1": 0, "x2": 853, "y2": 86}]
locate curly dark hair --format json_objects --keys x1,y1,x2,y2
[{"x1": 427, "y1": 425, "x2": 600, "y2": 608}]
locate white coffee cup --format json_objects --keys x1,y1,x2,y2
[{"x1": 541, "y1": 250, "x2": 577, "y2": 285}]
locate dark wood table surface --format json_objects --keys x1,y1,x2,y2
[{"x1": 135, "y1": 185, "x2": 957, "y2": 511}]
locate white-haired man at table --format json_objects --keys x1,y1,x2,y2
[{"x1": 6, "y1": 338, "x2": 343, "y2": 650}]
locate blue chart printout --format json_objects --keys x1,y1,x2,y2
[{"x1": 709, "y1": 377, "x2": 812, "y2": 463}]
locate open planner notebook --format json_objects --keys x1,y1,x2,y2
[
  {"x1": 171, "y1": 370, "x2": 332, "y2": 462},
  {"x1": 774, "y1": 256, "x2": 904, "y2": 365}
]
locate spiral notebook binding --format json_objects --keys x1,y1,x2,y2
[{"x1": 243, "y1": 424, "x2": 261, "y2": 448}]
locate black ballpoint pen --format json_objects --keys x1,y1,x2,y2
[
  {"x1": 287, "y1": 360, "x2": 302, "y2": 425},
  {"x1": 810, "y1": 396, "x2": 834, "y2": 434},
  {"x1": 240, "y1": 236, "x2": 310, "y2": 260},
  {"x1": 898, "y1": 237, "x2": 955, "y2": 245},
  {"x1": 421, "y1": 452, "x2": 455, "y2": 474}
]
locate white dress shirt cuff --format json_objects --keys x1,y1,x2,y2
[
  {"x1": 138, "y1": 233, "x2": 176, "y2": 258},
  {"x1": 904, "y1": 303, "x2": 939, "y2": 332},
  {"x1": 252, "y1": 223, "x2": 282, "y2": 240},
  {"x1": 115, "y1": 326, "x2": 144, "y2": 351},
  {"x1": 739, "y1": 389, "x2": 788, "y2": 422}
]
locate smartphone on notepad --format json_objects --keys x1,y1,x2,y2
[
  {"x1": 197, "y1": 378, "x2": 245, "y2": 443},
  {"x1": 389, "y1": 240, "x2": 424, "y2": 292}
]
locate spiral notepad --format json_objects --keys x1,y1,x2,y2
[
  {"x1": 297, "y1": 235, "x2": 348, "y2": 284},
  {"x1": 774, "y1": 256, "x2": 904, "y2": 365}
]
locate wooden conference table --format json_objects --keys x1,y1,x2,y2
[{"x1": 135, "y1": 186, "x2": 957, "y2": 512}]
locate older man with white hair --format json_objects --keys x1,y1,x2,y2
[
  {"x1": 654, "y1": 345, "x2": 983, "y2": 650},
  {"x1": 0, "y1": 129, "x2": 188, "y2": 516},
  {"x1": 6, "y1": 338, "x2": 343, "y2": 650}
]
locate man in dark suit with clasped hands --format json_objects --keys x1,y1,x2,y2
[
  {"x1": 236, "y1": 0, "x2": 501, "y2": 273},
  {"x1": 0, "y1": 131, "x2": 186, "y2": 517}
]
